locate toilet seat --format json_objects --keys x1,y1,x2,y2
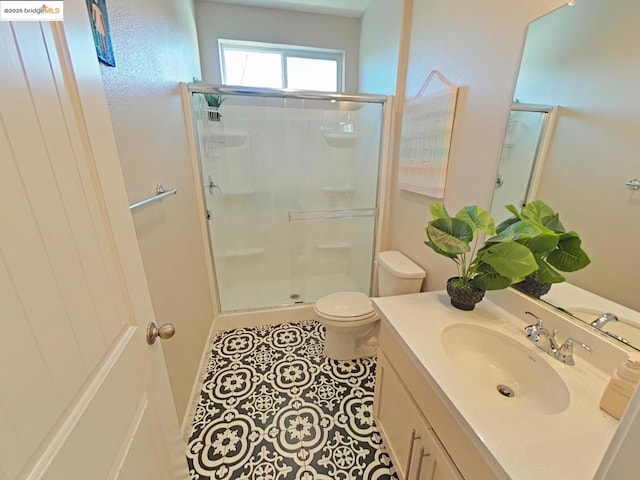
[
  {"x1": 314, "y1": 309, "x2": 378, "y2": 324},
  {"x1": 314, "y1": 292, "x2": 378, "y2": 329},
  {"x1": 314, "y1": 291, "x2": 374, "y2": 318}
]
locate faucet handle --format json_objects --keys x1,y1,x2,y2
[
  {"x1": 562, "y1": 337, "x2": 592, "y2": 352},
  {"x1": 524, "y1": 311, "x2": 543, "y2": 329},
  {"x1": 560, "y1": 337, "x2": 592, "y2": 365},
  {"x1": 524, "y1": 312, "x2": 548, "y2": 346}
]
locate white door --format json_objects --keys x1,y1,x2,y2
[{"x1": 0, "y1": 3, "x2": 188, "y2": 479}]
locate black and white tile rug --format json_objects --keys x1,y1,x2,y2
[{"x1": 186, "y1": 320, "x2": 398, "y2": 480}]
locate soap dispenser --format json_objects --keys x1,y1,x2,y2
[{"x1": 600, "y1": 359, "x2": 640, "y2": 420}]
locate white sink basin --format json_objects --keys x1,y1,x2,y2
[{"x1": 441, "y1": 323, "x2": 570, "y2": 415}]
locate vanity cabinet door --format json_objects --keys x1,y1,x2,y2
[
  {"x1": 375, "y1": 352, "x2": 464, "y2": 480},
  {"x1": 415, "y1": 429, "x2": 464, "y2": 480},
  {"x1": 374, "y1": 352, "x2": 432, "y2": 479}
]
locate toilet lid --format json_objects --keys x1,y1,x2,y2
[{"x1": 315, "y1": 292, "x2": 374, "y2": 318}]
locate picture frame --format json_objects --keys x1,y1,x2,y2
[{"x1": 86, "y1": 0, "x2": 115, "y2": 67}]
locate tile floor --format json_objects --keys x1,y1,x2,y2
[{"x1": 186, "y1": 320, "x2": 398, "y2": 480}]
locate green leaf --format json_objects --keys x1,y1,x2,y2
[
  {"x1": 426, "y1": 218, "x2": 473, "y2": 254},
  {"x1": 532, "y1": 256, "x2": 566, "y2": 284},
  {"x1": 524, "y1": 233, "x2": 559, "y2": 254},
  {"x1": 203, "y1": 93, "x2": 225, "y2": 107},
  {"x1": 487, "y1": 220, "x2": 545, "y2": 243},
  {"x1": 478, "y1": 242, "x2": 537, "y2": 278},
  {"x1": 424, "y1": 240, "x2": 458, "y2": 260},
  {"x1": 542, "y1": 213, "x2": 565, "y2": 232},
  {"x1": 521, "y1": 200, "x2": 557, "y2": 224},
  {"x1": 546, "y1": 232, "x2": 591, "y2": 272},
  {"x1": 430, "y1": 203, "x2": 450, "y2": 220},
  {"x1": 505, "y1": 204, "x2": 521, "y2": 218},
  {"x1": 455, "y1": 205, "x2": 496, "y2": 235},
  {"x1": 472, "y1": 266, "x2": 513, "y2": 290},
  {"x1": 495, "y1": 216, "x2": 519, "y2": 234}
]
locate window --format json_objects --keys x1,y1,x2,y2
[{"x1": 219, "y1": 39, "x2": 344, "y2": 92}]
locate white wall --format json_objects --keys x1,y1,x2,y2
[
  {"x1": 514, "y1": 0, "x2": 640, "y2": 311},
  {"x1": 389, "y1": 0, "x2": 566, "y2": 291},
  {"x1": 358, "y1": 0, "x2": 403, "y2": 95},
  {"x1": 195, "y1": 1, "x2": 361, "y2": 92},
  {"x1": 99, "y1": 0, "x2": 215, "y2": 422}
]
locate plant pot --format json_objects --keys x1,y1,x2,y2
[
  {"x1": 446, "y1": 277, "x2": 485, "y2": 311},
  {"x1": 206, "y1": 106, "x2": 221, "y2": 121},
  {"x1": 512, "y1": 276, "x2": 552, "y2": 298}
]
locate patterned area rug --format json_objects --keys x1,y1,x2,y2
[{"x1": 186, "y1": 320, "x2": 398, "y2": 479}]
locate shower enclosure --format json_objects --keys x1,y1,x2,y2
[{"x1": 187, "y1": 85, "x2": 388, "y2": 312}]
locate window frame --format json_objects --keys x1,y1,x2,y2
[{"x1": 218, "y1": 39, "x2": 345, "y2": 92}]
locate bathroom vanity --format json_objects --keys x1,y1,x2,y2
[{"x1": 372, "y1": 290, "x2": 628, "y2": 480}]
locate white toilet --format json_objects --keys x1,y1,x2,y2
[{"x1": 313, "y1": 251, "x2": 426, "y2": 360}]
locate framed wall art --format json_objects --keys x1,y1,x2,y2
[
  {"x1": 398, "y1": 71, "x2": 458, "y2": 198},
  {"x1": 86, "y1": 0, "x2": 115, "y2": 67}
]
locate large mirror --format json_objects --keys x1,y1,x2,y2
[{"x1": 492, "y1": 0, "x2": 640, "y2": 350}]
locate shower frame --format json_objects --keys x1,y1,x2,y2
[
  {"x1": 182, "y1": 83, "x2": 394, "y2": 319},
  {"x1": 509, "y1": 102, "x2": 558, "y2": 204}
]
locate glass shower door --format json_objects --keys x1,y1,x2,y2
[
  {"x1": 491, "y1": 109, "x2": 547, "y2": 224},
  {"x1": 192, "y1": 91, "x2": 384, "y2": 312}
]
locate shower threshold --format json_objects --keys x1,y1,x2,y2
[{"x1": 218, "y1": 272, "x2": 360, "y2": 312}]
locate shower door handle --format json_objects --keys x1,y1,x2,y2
[
  {"x1": 207, "y1": 176, "x2": 221, "y2": 195},
  {"x1": 288, "y1": 208, "x2": 377, "y2": 222}
]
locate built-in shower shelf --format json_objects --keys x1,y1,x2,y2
[
  {"x1": 323, "y1": 133, "x2": 357, "y2": 148},
  {"x1": 219, "y1": 190, "x2": 256, "y2": 199},
  {"x1": 204, "y1": 132, "x2": 248, "y2": 148},
  {"x1": 222, "y1": 248, "x2": 265, "y2": 258},
  {"x1": 315, "y1": 242, "x2": 352, "y2": 251},
  {"x1": 321, "y1": 187, "x2": 354, "y2": 195}
]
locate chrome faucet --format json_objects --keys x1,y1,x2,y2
[
  {"x1": 589, "y1": 312, "x2": 632, "y2": 345},
  {"x1": 591, "y1": 312, "x2": 619, "y2": 330},
  {"x1": 524, "y1": 312, "x2": 591, "y2": 365}
]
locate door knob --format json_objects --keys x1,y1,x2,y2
[{"x1": 146, "y1": 322, "x2": 176, "y2": 345}]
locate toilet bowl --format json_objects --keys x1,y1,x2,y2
[{"x1": 313, "y1": 251, "x2": 426, "y2": 360}]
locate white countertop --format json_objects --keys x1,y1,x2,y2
[{"x1": 373, "y1": 291, "x2": 621, "y2": 480}]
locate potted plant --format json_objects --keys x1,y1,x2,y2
[
  {"x1": 203, "y1": 93, "x2": 225, "y2": 121},
  {"x1": 490, "y1": 200, "x2": 590, "y2": 298},
  {"x1": 425, "y1": 203, "x2": 538, "y2": 310}
]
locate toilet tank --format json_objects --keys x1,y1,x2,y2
[{"x1": 377, "y1": 251, "x2": 426, "y2": 297}]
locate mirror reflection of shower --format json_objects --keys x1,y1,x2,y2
[
  {"x1": 491, "y1": 103, "x2": 555, "y2": 224},
  {"x1": 190, "y1": 86, "x2": 387, "y2": 313}
]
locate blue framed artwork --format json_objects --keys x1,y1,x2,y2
[{"x1": 86, "y1": 0, "x2": 115, "y2": 67}]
